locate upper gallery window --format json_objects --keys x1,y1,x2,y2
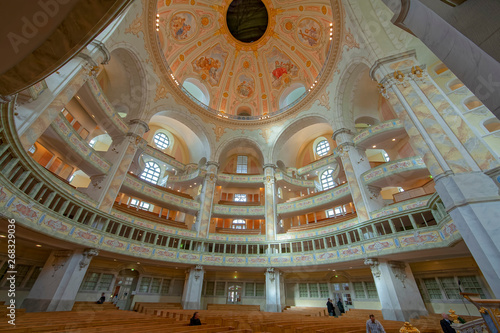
[
  {"x1": 140, "y1": 161, "x2": 161, "y2": 184},
  {"x1": 320, "y1": 169, "x2": 336, "y2": 190},
  {"x1": 232, "y1": 219, "x2": 246, "y2": 229},
  {"x1": 316, "y1": 140, "x2": 330, "y2": 157},
  {"x1": 154, "y1": 132, "x2": 170, "y2": 150},
  {"x1": 236, "y1": 155, "x2": 248, "y2": 173},
  {"x1": 234, "y1": 194, "x2": 247, "y2": 202}
]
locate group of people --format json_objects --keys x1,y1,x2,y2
[{"x1": 326, "y1": 298, "x2": 345, "y2": 317}]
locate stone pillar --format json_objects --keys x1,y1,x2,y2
[
  {"x1": 194, "y1": 162, "x2": 218, "y2": 238},
  {"x1": 365, "y1": 258, "x2": 427, "y2": 321},
  {"x1": 19, "y1": 64, "x2": 93, "y2": 150},
  {"x1": 381, "y1": 0, "x2": 500, "y2": 117},
  {"x1": 22, "y1": 249, "x2": 99, "y2": 312},
  {"x1": 263, "y1": 164, "x2": 278, "y2": 240},
  {"x1": 333, "y1": 129, "x2": 383, "y2": 222},
  {"x1": 371, "y1": 52, "x2": 500, "y2": 297},
  {"x1": 181, "y1": 265, "x2": 204, "y2": 310},
  {"x1": 81, "y1": 119, "x2": 149, "y2": 213},
  {"x1": 265, "y1": 268, "x2": 285, "y2": 312}
]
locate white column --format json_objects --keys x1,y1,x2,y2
[
  {"x1": 263, "y1": 164, "x2": 278, "y2": 240},
  {"x1": 382, "y1": 0, "x2": 500, "y2": 117},
  {"x1": 364, "y1": 258, "x2": 427, "y2": 321},
  {"x1": 181, "y1": 265, "x2": 204, "y2": 310},
  {"x1": 194, "y1": 162, "x2": 218, "y2": 238},
  {"x1": 265, "y1": 267, "x2": 285, "y2": 312},
  {"x1": 22, "y1": 249, "x2": 99, "y2": 312}
]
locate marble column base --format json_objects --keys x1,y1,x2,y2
[
  {"x1": 382, "y1": 308, "x2": 429, "y2": 322},
  {"x1": 181, "y1": 301, "x2": 201, "y2": 310},
  {"x1": 22, "y1": 298, "x2": 75, "y2": 312}
]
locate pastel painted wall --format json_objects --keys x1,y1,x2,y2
[{"x1": 146, "y1": 124, "x2": 190, "y2": 164}]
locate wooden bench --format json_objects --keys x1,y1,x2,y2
[{"x1": 206, "y1": 304, "x2": 260, "y2": 311}]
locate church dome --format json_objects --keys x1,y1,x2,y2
[{"x1": 154, "y1": 0, "x2": 342, "y2": 122}]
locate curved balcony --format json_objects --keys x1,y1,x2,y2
[
  {"x1": 121, "y1": 174, "x2": 200, "y2": 214},
  {"x1": 361, "y1": 156, "x2": 429, "y2": 188},
  {"x1": 353, "y1": 119, "x2": 405, "y2": 148},
  {"x1": 166, "y1": 168, "x2": 205, "y2": 185},
  {"x1": 45, "y1": 112, "x2": 111, "y2": 175},
  {"x1": 0, "y1": 105, "x2": 462, "y2": 268},
  {"x1": 212, "y1": 203, "x2": 265, "y2": 218},
  {"x1": 277, "y1": 183, "x2": 351, "y2": 217},
  {"x1": 217, "y1": 173, "x2": 264, "y2": 187},
  {"x1": 297, "y1": 153, "x2": 339, "y2": 176},
  {"x1": 275, "y1": 171, "x2": 316, "y2": 189},
  {"x1": 78, "y1": 76, "x2": 128, "y2": 137},
  {"x1": 143, "y1": 145, "x2": 186, "y2": 172}
]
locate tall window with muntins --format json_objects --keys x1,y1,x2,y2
[
  {"x1": 232, "y1": 219, "x2": 246, "y2": 229},
  {"x1": 236, "y1": 155, "x2": 248, "y2": 173},
  {"x1": 320, "y1": 169, "x2": 336, "y2": 190},
  {"x1": 140, "y1": 161, "x2": 161, "y2": 184},
  {"x1": 459, "y1": 276, "x2": 486, "y2": 298},
  {"x1": 153, "y1": 132, "x2": 170, "y2": 149},
  {"x1": 234, "y1": 194, "x2": 247, "y2": 202},
  {"x1": 316, "y1": 140, "x2": 330, "y2": 157}
]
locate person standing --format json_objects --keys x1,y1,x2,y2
[
  {"x1": 366, "y1": 314, "x2": 386, "y2": 333},
  {"x1": 440, "y1": 313, "x2": 456, "y2": 333},
  {"x1": 337, "y1": 298, "x2": 345, "y2": 314},
  {"x1": 326, "y1": 298, "x2": 335, "y2": 316}
]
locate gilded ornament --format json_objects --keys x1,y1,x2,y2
[
  {"x1": 399, "y1": 322, "x2": 420, "y2": 333},
  {"x1": 285, "y1": 21, "x2": 293, "y2": 31},
  {"x1": 299, "y1": 5, "x2": 304, "y2": 11},
  {"x1": 411, "y1": 66, "x2": 423, "y2": 77},
  {"x1": 322, "y1": 6, "x2": 327, "y2": 15},
  {"x1": 201, "y1": 17, "x2": 209, "y2": 26},
  {"x1": 394, "y1": 70, "x2": 405, "y2": 82},
  {"x1": 448, "y1": 310, "x2": 459, "y2": 324}
]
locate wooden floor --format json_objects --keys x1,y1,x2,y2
[{"x1": 0, "y1": 303, "x2": 473, "y2": 333}]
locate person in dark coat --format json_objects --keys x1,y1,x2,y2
[
  {"x1": 337, "y1": 298, "x2": 345, "y2": 314},
  {"x1": 190, "y1": 312, "x2": 202, "y2": 326},
  {"x1": 326, "y1": 298, "x2": 335, "y2": 316},
  {"x1": 440, "y1": 313, "x2": 456, "y2": 333},
  {"x1": 96, "y1": 292, "x2": 106, "y2": 304}
]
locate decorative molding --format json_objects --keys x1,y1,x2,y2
[
  {"x1": 389, "y1": 261, "x2": 407, "y2": 287},
  {"x1": 79, "y1": 248, "x2": 99, "y2": 271},
  {"x1": 364, "y1": 258, "x2": 381, "y2": 278},
  {"x1": 193, "y1": 265, "x2": 204, "y2": 280},
  {"x1": 51, "y1": 250, "x2": 72, "y2": 277}
]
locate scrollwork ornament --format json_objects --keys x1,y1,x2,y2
[
  {"x1": 364, "y1": 258, "x2": 381, "y2": 278},
  {"x1": 79, "y1": 248, "x2": 99, "y2": 271}
]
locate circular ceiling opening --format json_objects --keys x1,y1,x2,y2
[{"x1": 226, "y1": 0, "x2": 268, "y2": 43}]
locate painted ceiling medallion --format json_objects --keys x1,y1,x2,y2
[{"x1": 156, "y1": 0, "x2": 340, "y2": 120}]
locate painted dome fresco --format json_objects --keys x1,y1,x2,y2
[{"x1": 155, "y1": 0, "x2": 342, "y2": 120}]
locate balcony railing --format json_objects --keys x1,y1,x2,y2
[{"x1": 0, "y1": 103, "x2": 460, "y2": 267}]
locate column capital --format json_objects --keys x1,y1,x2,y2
[
  {"x1": 369, "y1": 50, "x2": 417, "y2": 82},
  {"x1": 332, "y1": 128, "x2": 354, "y2": 142},
  {"x1": 263, "y1": 164, "x2": 277, "y2": 170},
  {"x1": 79, "y1": 248, "x2": 99, "y2": 271},
  {"x1": 128, "y1": 118, "x2": 150, "y2": 134},
  {"x1": 206, "y1": 161, "x2": 220, "y2": 168},
  {"x1": 364, "y1": 258, "x2": 381, "y2": 278}
]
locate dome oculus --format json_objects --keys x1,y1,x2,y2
[{"x1": 226, "y1": 0, "x2": 269, "y2": 43}]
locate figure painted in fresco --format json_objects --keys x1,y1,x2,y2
[
  {"x1": 297, "y1": 18, "x2": 321, "y2": 47},
  {"x1": 271, "y1": 59, "x2": 297, "y2": 88},
  {"x1": 236, "y1": 74, "x2": 255, "y2": 98},
  {"x1": 299, "y1": 26, "x2": 319, "y2": 46},
  {"x1": 192, "y1": 44, "x2": 228, "y2": 86},
  {"x1": 171, "y1": 13, "x2": 195, "y2": 40}
]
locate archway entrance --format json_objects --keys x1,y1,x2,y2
[
  {"x1": 330, "y1": 275, "x2": 353, "y2": 312},
  {"x1": 112, "y1": 269, "x2": 139, "y2": 310},
  {"x1": 227, "y1": 283, "x2": 243, "y2": 304}
]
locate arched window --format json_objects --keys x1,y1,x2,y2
[
  {"x1": 140, "y1": 161, "x2": 161, "y2": 184},
  {"x1": 279, "y1": 84, "x2": 306, "y2": 109},
  {"x1": 320, "y1": 169, "x2": 336, "y2": 190},
  {"x1": 316, "y1": 140, "x2": 330, "y2": 157},
  {"x1": 182, "y1": 78, "x2": 210, "y2": 105},
  {"x1": 28, "y1": 145, "x2": 36, "y2": 154},
  {"x1": 232, "y1": 219, "x2": 246, "y2": 229},
  {"x1": 154, "y1": 132, "x2": 170, "y2": 149},
  {"x1": 483, "y1": 118, "x2": 500, "y2": 133}
]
